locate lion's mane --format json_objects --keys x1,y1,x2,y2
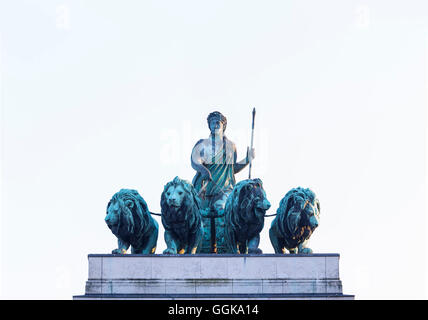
[
  {"x1": 224, "y1": 178, "x2": 268, "y2": 253},
  {"x1": 160, "y1": 176, "x2": 202, "y2": 245},
  {"x1": 106, "y1": 189, "x2": 157, "y2": 251},
  {"x1": 272, "y1": 187, "x2": 320, "y2": 251}
]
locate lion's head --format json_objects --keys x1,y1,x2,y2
[
  {"x1": 226, "y1": 179, "x2": 271, "y2": 227},
  {"x1": 276, "y1": 187, "x2": 320, "y2": 244},
  {"x1": 105, "y1": 189, "x2": 150, "y2": 241},
  {"x1": 160, "y1": 176, "x2": 201, "y2": 229},
  {"x1": 164, "y1": 181, "x2": 187, "y2": 209}
]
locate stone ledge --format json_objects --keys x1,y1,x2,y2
[
  {"x1": 88, "y1": 253, "x2": 341, "y2": 258},
  {"x1": 73, "y1": 293, "x2": 355, "y2": 300},
  {"x1": 76, "y1": 253, "x2": 353, "y2": 300},
  {"x1": 88, "y1": 254, "x2": 340, "y2": 280},
  {"x1": 85, "y1": 279, "x2": 343, "y2": 295}
]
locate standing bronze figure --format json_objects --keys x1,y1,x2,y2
[{"x1": 191, "y1": 111, "x2": 255, "y2": 253}]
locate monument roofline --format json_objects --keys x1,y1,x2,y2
[{"x1": 87, "y1": 253, "x2": 340, "y2": 258}]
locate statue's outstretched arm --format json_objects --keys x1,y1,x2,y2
[{"x1": 233, "y1": 147, "x2": 255, "y2": 174}]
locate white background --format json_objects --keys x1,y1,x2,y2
[{"x1": 0, "y1": 0, "x2": 427, "y2": 299}]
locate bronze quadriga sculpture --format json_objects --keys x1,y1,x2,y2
[{"x1": 103, "y1": 112, "x2": 321, "y2": 256}]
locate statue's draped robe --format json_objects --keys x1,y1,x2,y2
[{"x1": 192, "y1": 136, "x2": 235, "y2": 253}]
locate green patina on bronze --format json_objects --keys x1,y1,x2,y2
[
  {"x1": 161, "y1": 176, "x2": 204, "y2": 254},
  {"x1": 224, "y1": 178, "x2": 271, "y2": 254},
  {"x1": 105, "y1": 189, "x2": 159, "y2": 254},
  {"x1": 193, "y1": 136, "x2": 234, "y2": 253},
  {"x1": 191, "y1": 111, "x2": 255, "y2": 253},
  {"x1": 102, "y1": 110, "x2": 327, "y2": 257},
  {"x1": 269, "y1": 187, "x2": 320, "y2": 254}
]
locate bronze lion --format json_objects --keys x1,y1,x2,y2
[
  {"x1": 224, "y1": 178, "x2": 271, "y2": 254},
  {"x1": 269, "y1": 187, "x2": 320, "y2": 254},
  {"x1": 105, "y1": 189, "x2": 159, "y2": 254},
  {"x1": 161, "y1": 176, "x2": 204, "y2": 254}
]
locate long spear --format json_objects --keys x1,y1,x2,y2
[{"x1": 248, "y1": 107, "x2": 256, "y2": 179}]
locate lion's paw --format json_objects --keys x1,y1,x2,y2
[
  {"x1": 248, "y1": 248, "x2": 263, "y2": 254},
  {"x1": 112, "y1": 248, "x2": 126, "y2": 254},
  {"x1": 299, "y1": 247, "x2": 313, "y2": 254},
  {"x1": 163, "y1": 248, "x2": 177, "y2": 255}
]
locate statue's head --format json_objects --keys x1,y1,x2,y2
[{"x1": 207, "y1": 111, "x2": 227, "y2": 134}]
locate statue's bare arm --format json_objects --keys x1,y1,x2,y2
[
  {"x1": 191, "y1": 139, "x2": 212, "y2": 181},
  {"x1": 233, "y1": 145, "x2": 255, "y2": 174}
]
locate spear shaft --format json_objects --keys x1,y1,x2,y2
[{"x1": 248, "y1": 107, "x2": 256, "y2": 179}]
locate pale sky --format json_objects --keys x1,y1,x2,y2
[{"x1": 0, "y1": 0, "x2": 427, "y2": 299}]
